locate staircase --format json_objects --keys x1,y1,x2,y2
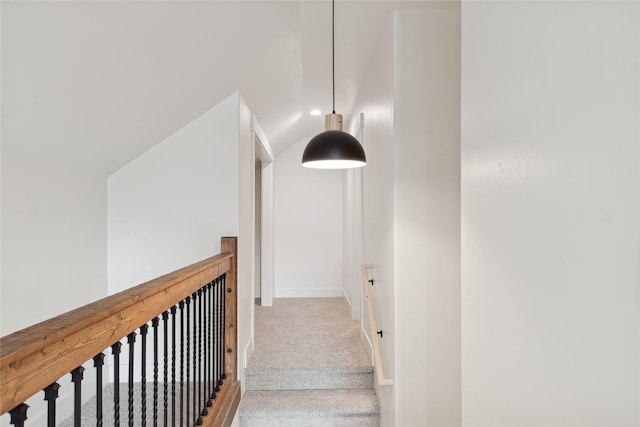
[{"x1": 238, "y1": 298, "x2": 379, "y2": 426}]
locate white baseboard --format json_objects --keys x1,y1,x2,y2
[
  {"x1": 244, "y1": 336, "x2": 254, "y2": 369},
  {"x1": 342, "y1": 288, "x2": 352, "y2": 309},
  {"x1": 275, "y1": 288, "x2": 344, "y2": 298}
]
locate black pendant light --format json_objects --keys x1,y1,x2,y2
[{"x1": 301, "y1": 0, "x2": 366, "y2": 169}]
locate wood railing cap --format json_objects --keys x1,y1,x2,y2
[{"x1": 1, "y1": 244, "x2": 236, "y2": 415}]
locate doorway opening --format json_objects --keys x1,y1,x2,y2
[{"x1": 252, "y1": 116, "x2": 274, "y2": 308}]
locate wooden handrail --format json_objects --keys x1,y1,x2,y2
[
  {"x1": 0, "y1": 236, "x2": 240, "y2": 426},
  {"x1": 361, "y1": 264, "x2": 393, "y2": 387}
]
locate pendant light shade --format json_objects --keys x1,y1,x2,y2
[
  {"x1": 302, "y1": 130, "x2": 366, "y2": 169},
  {"x1": 301, "y1": 0, "x2": 366, "y2": 169}
]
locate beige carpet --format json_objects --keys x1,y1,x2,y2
[{"x1": 240, "y1": 298, "x2": 379, "y2": 427}]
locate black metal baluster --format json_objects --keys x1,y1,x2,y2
[
  {"x1": 185, "y1": 296, "x2": 191, "y2": 426},
  {"x1": 127, "y1": 332, "x2": 136, "y2": 427},
  {"x1": 213, "y1": 278, "x2": 218, "y2": 392},
  {"x1": 152, "y1": 317, "x2": 160, "y2": 427},
  {"x1": 210, "y1": 278, "x2": 217, "y2": 400},
  {"x1": 162, "y1": 312, "x2": 169, "y2": 427},
  {"x1": 197, "y1": 289, "x2": 204, "y2": 424},
  {"x1": 215, "y1": 281, "x2": 220, "y2": 401},
  {"x1": 179, "y1": 301, "x2": 185, "y2": 427},
  {"x1": 209, "y1": 279, "x2": 218, "y2": 400},
  {"x1": 202, "y1": 284, "x2": 208, "y2": 411},
  {"x1": 44, "y1": 383, "x2": 60, "y2": 427},
  {"x1": 112, "y1": 342, "x2": 122, "y2": 426},
  {"x1": 8, "y1": 403, "x2": 28, "y2": 427},
  {"x1": 170, "y1": 306, "x2": 177, "y2": 427},
  {"x1": 220, "y1": 274, "x2": 227, "y2": 384},
  {"x1": 214, "y1": 277, "x2": 221, "y2": 393},
  {"x1": 223, "y1": 273, "x2": 228, "y2": 382},
  {"x1": 140, "y1": 324, "x2": 148, "y2": 427},
  {"x1": 93, "y1": 353, "x2": 106, "y2": 427},
  {"x1": 192, "y1": 291, "x2": 198, "y2": 425},
  {"x1": 71, "y1": 366, "x2": 85, "y2": 427},
  {"x1": 206, "y1": 282, "x2": 213, "y2": 408}
]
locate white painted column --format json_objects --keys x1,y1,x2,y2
[{"x1": 260, "y1": 162, "x2": 274, "y2": 307}]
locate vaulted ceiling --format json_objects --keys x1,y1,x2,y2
[{"x1": 1, "y1": 1, "x2": 427, "y2": 175}]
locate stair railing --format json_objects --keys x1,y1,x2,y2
[
  {"x1": 361, "y1": 264, "x2": 393, "y2": 387},
  {"x1": 0, "y1": 237, "x2": 240, "y2": 427}
]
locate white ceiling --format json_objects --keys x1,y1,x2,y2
[{"x1": 1, "y1": 1, "x2": 427, "y2": 175}]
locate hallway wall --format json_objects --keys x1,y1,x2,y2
[
  {"x1": 346, "y1": 6, "x2": 462, "y2": 426},
  {"x1": 461, "y1": 2, "x2": 640, "y2": 425},
  {"x1": 274, "y1": 138, "x2": 343, "y2": 297},
  {"x1": 345, "y1": 23, "x2": 395, "y2": 427}
]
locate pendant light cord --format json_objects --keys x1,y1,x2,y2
[{"x1": 332, "y1": 0, "x2": 336, "y2": 114}]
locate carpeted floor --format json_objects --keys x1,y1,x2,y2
[{"x1": 250, "y1": 297, "x2": 371, "y2": 372}]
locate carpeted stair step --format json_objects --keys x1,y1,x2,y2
[
  {"x1": 245, "y1": 364, "x2": 373, "y2": 391},
  {"x1": 238, "y1": 388, "x2": 380, "y2": 427}
]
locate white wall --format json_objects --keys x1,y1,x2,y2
[
  {"x1": 1, "y1": 153, "x2": 107, "y2": 335},
  {"x1": 108, "y1": 90, "x2": 258, "y2": 393},
  {"x1": 108, "y1": 92, "x2": 239, "y2": 293},
  {"x1": 394, "y1": 6, "x2": 462, "y2": 427},
  {"x1": 345, "y1": 25, "x2": 395, "y2": 427},
  {"x1": 274, "y1": 138, "x2": 343, "y2": 297},
  {"x1": 0, "y1": 153, "x2": 106, "y2": 425},
  {"x1": 461, "y1": 2, "x2": 639, "y2": 425}
]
